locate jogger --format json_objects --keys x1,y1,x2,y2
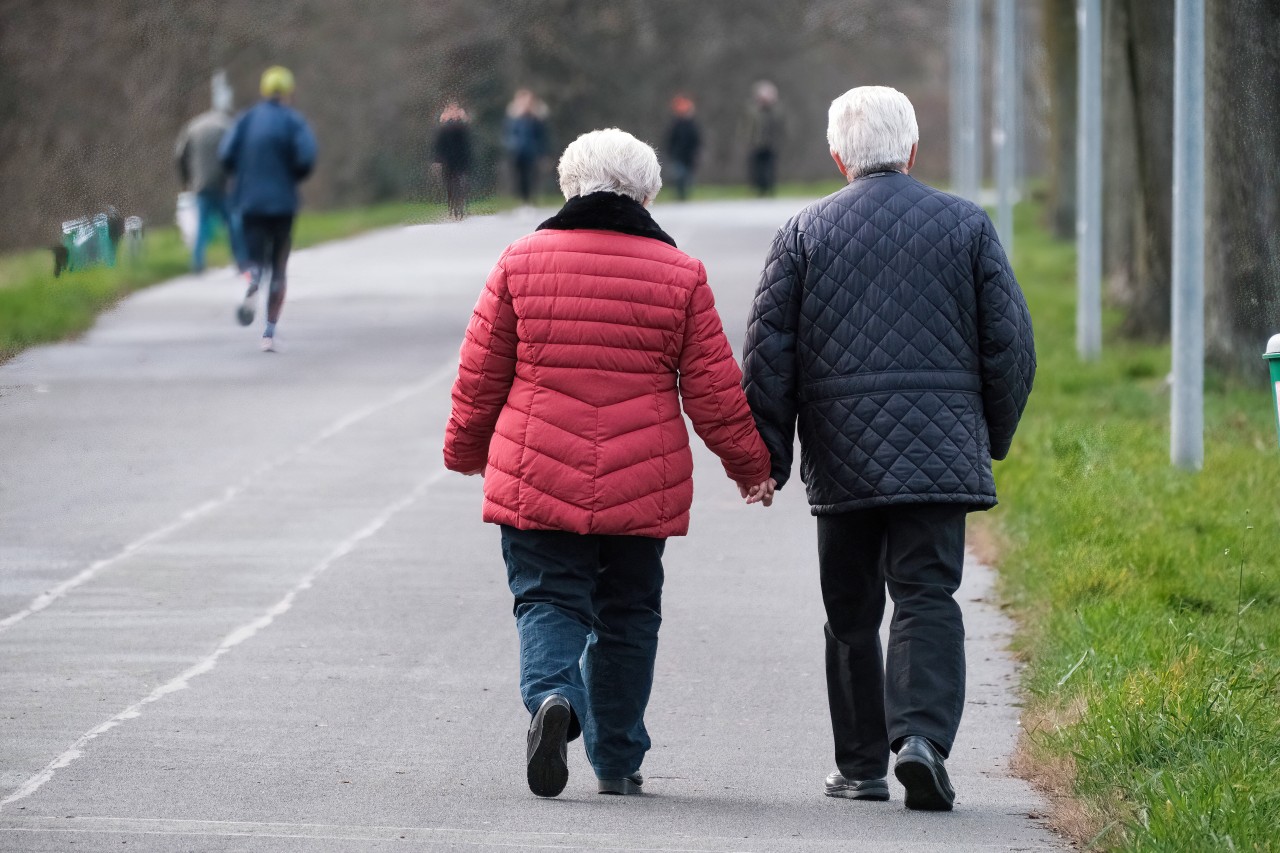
[{"x1": 241, "y1": 213, "x2": 294, "y2": 332}]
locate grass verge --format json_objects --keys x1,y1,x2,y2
[
  {"x1": 0, "y1": 198, "x2": 509, "y2": 362},
  {"x1": 989, "y1": 204, "x2": 1280, "y2": 850}
]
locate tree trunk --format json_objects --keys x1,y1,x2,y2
[
  {"x1": 1205, "y1": 0, "x2": 1280, "y2": 378},
  {"x1": 1115, "y1": 0, "x2": 1174, "y2": 341},
  {"x1": 1101, "y1": 0, "x2": 1140, "y2": 305},
  {"x1": 1042, "y1": 0, "x2": 1077, "y2": 239}
]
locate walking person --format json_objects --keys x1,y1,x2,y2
[
  {"x1": 741, "y1": 86, "x2": 1035, "y2": 810},
  {"x1": 443, "y1": 129, "x2": 773, "y2": 799},
  {"x1": 175, "y1": 84, "x2": 246, "y2": 274},
  {"x1": 433, "y1": 101, "x2": 472, "y2": 219},
  {"x1": 743, "y1": 81, "x2": 784, "y2": 196},
  {"x1": 219, "y1": 65, "x2": 317, "y2": 352},
  {"x1": 665, "y1": 95, "x2": 701, "y2": 201},
  {"x1": 502, "y1": 89, "x2": 548, "y2": 206}
]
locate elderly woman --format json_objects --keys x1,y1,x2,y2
[{"x1": 443, "y1": 128, "x2": 772, "y2": 798}]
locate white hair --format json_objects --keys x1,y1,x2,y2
[
  {"x1": 557, "y1": 128, "x2": 662, "y2": 205},
  {"x1": 826, "y1": 86, "x2": 919, "y2": 179}
]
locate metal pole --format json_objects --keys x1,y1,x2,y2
[
  {"x1": 995, "y1": 0, "x2": 1016, "y2": 254},
  {"x1": 1076, "y1": 0, "x2": 1103, "y2": 361},
  {"x1": 1171, "y1": 0, "x2": 1205, "y2": 470},
  {"x1": 950, "y1": 0, "x2": 982, "y2": 201}
]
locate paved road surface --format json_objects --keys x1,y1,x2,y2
[{"x1": 0, "y1": 202, "x2": 1063, "y2": 851}]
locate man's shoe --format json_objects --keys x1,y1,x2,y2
[
  {"x1": 526, "y1": 695, "x2": 571, "y2": 797},
  {"x1": 894, "y1": 736, "x2": 955, "y2": 811},
  {"x1": 597, "y1": 773, "x2": 643, "y2": 795},
  {"x1": 823, "y1": 772, "x2": 889, "y2": 801}
]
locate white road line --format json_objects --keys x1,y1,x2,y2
[
  {"x1": 0, "y1": 361, "x2": 456, "y2": 633},
  {"x1": 0, "y1": 816, "x2": 776, "y2": 853},
  {"x1": 0, "y1": 466, "x2": 450, "y2": 811}
]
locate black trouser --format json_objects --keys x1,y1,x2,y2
[
  {"x1": 443, "y1": 169, "x2": 468, "y2": 218},
  {"x1": 241, "y1": 213, "x2": 294, "y2": 325},
  {"x1": 749, "y1": 147, "x2": 776, "y2": 196},
  {"x1": 817, "y1": 504, "x2": 967, "y2": 780},
  {"x1": 513, "y1": 155, "x2": 538, "y2": 203}
]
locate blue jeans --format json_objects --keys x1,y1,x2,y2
[
  {"x1": 500, "y1": 525, "x2": 664, "y2": 779},
  {"x1": 193, "y1": 189, "x2": 247, "y2": 273}
]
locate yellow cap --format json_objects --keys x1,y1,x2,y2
[{"x1": 260, "y1": 66, "x2": 295, "y2": 98}]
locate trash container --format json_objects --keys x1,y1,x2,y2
[
  {"x1": 1266, "y1": 333, "x2": 1280, "y2": 450},
  {"x1": 60, "y1": 214, "x2": 115, "y2": 272}
]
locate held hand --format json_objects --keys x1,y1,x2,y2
[
  {"x1": 462, "y1": 467, "x2": 485, "y2": 477},
  {"x1": 739, "y1": 477, "x2": 777, "y2": 507}
]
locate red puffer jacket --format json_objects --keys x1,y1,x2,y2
[{"x1": 443, "y1": 211, "x2": 771, "y2": 538}]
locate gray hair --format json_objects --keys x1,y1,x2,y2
[
  {"x1": 826, "y1": 86, "x2": 919, "y2": 178},
  {"x1": 557, "y1": 128, "x2": 662, "y2": 205}
]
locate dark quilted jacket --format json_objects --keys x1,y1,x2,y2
[{"x1": 742, "y1": 171, "x2": 1035, "y2": 514}]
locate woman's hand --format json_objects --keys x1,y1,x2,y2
[
  {"x1": 738, "y1": 478, "x2": 777, "y2": 507},
  {"x1": 462, "y1": 467, "x2": 485, "y2": 477}
]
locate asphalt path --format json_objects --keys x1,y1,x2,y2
[{"x1": 0, "y1": 201, "x2": 1063, "y2": 851}]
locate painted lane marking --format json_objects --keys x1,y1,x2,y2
[
  {"x1": 0, "y1": 815, "x2": 772, "y2": 853},
  {"x1": 0, "y1": 362, "x2": 456, "y2": 633},
  {"x1": 0, "y1": 467, "x2": 449, "y2": 810}
]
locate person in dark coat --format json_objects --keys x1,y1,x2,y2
[
  {"x1": 219, "y1": 65, "x2": 317, "y2": 352},
  {"x1": 665, "y1": 95, "x2": 701, "y2": 201},
  {"x1": 742, "y1": 80, "x2": 784, "y2": 196},
  {"x1": 433, "y1": 101, "x2": 472, "y2": 219},
  {"x1": 503, "y1": 89, "x2": 549, "y2": 205},
  {"x1": 741, "y1": 86, "x2": 1035, "y2": 811}
]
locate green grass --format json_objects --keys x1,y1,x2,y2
[
  {"x1": 992, "y1": 204, "x2": 1280, "y2": 850},
  {"x1": 0, "y1": 198, "x2": 508, "y2": 361},
  {"x1": 0, "y1": 183, "x2": 835, "y2": 362}
]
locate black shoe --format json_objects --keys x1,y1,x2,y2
[
  {"x1": 823, "y1": 772, "x2": 889, "y2": 801},
  {"x1": 526, "y1": 695, "x2": 571, "y2": 797},
  {"x1": 894, "y1": 736, "x2": 955, "y2": 811},
  {"x1": 597, "y1": 773, "x2": 643, "y2": 795}
]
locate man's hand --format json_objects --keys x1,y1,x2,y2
[{"x1": 738, "y1": 477, "x2": 777, "y2": 507}]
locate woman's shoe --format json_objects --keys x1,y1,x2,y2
[
  {"x1": 597, "y1": 773, "x2": 643, "y2": 795},
  {"x1": 526, "y1": 695, "x2": 571, "y2": 797}
]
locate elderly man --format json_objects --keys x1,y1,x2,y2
[{"x1": 742, "y1": 86, "x2": 1035, "y2": 810}]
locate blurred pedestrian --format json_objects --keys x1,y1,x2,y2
[
  {"x1": 433, "y1": 101, "x2": 473, "y2": 220},
  {"x1": 742, "y1": 86, "x2": 1035, "y2": 811},
  {"x1": 175, "y1": 83, "x2": 246, "y2": 274},
  {"x1": 743, "y1": 80, "x2": 785, "y2": 196},
  {"x1": 219, "y1": 66, "x2": 317, "y2": 352},
  {"x1": 665, "y1": 95, "x2": 701, "y2": 201},
  {"x1": 443, "y1": 128, "x2": 773, "y2": 799},
  {"x1": 503, "y1": 89, "x2": 548, "y2": 205}
]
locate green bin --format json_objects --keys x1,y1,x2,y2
[{"x1": 1267, "y1": 333, "x2": 1280, "y2": 450}]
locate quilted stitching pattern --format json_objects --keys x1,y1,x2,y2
[
  {"x1": 445, "y1": 227, "x2": 772, "y2": 537},
  {"x1": 742, "y1": 172, "x2": 1035, "y2": 514}
]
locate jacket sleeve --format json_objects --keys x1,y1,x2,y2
[
  {"x1": 217, "y1": 114, "x2": 243, "y2": 173},
  {"x1": 974, "y1": 212, "x2": 1036, "y2": 460},
  {"x1": 741, "y1": 220, "x2": 804, "y2": 488},
  {"x1": 174, "y1": 125, "x2": 191, "y2": 187},
  {"x1": 292, "y1": 116, "x2": 317, "y2": 181},
  {"x1": 443, "y1": 261, "x2": 519, "y2": 473},
  {"x1": 677, "y1": 269, "x2": 773, "y2": 486}
]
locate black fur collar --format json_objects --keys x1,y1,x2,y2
[{"x1": 537, "y1": 192, "x2": 676, "y2": 247}]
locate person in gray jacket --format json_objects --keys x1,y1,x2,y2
[
  {"x1": 741, "y1": 86, "x2": 1035, "y2": 811},
  {"x1": 175, "y1": 88, "x2": 246, "y2": 274}
]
